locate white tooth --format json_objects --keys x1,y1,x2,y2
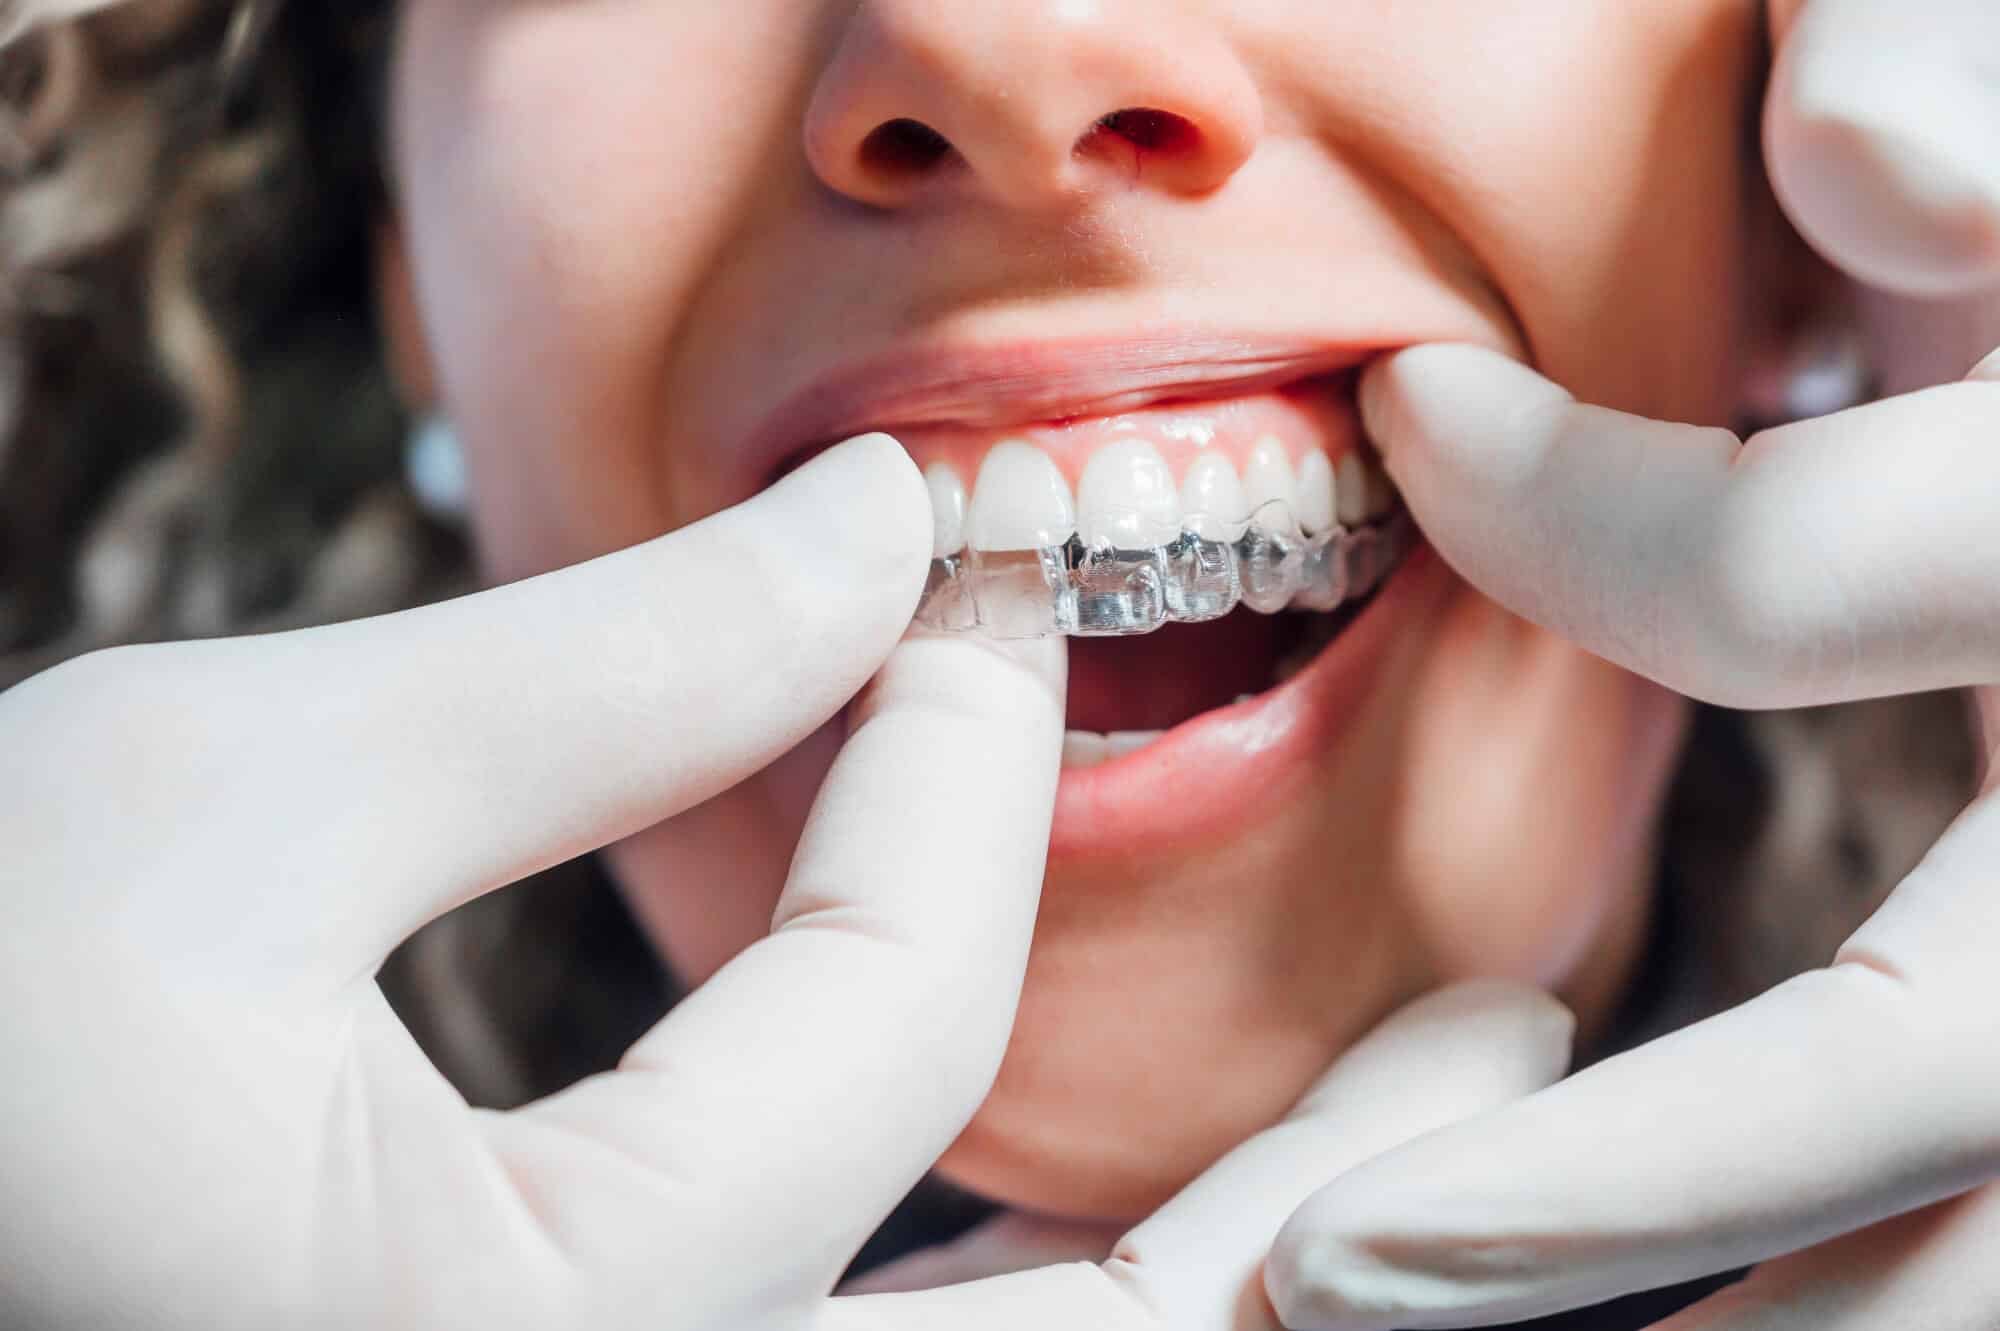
[
  {"x1": 1336, "y1": 452, "x2": 1369, "y2": 527},
  {"x1": 924, "y1": 462, "x2": 967, "y2": 557},
  {"x1": 1242, "y1": 435, "x2": 1297, "y2": 528},
  {"x1": 1364, "y1": 456, "x2": 1398, "y2": 518},
  {"x1": 1062, "y1": 730, "x2": 1110, "y2": 769},
  {"x1": 1296, "y1": 450, "x2": 1337, "y2": 535},
  {"x1": 966, "y1": 441, "x2": 1077, "y2": 551},
  {"x1": 1105, "y1": 730, "x2": 1166, "y2": 759},
  {"x1": 1233, "y1": 693, "x2": 1258, "y2": 705},
  {"x1": 1179, "y1": 451, "x2": 1248, "y2": 540},
  {"x1": 1078, "y1": 440, "x2": 1179, "y2": 547}
]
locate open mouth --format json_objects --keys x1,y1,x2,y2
[
  {"x1": 886, "y1": 370, "x2": 1419, "y2": 771},
  {"x1": 1062, "y1": 559, "x2": 1391, "y2": 761},
  {"x1": 760, "y1": 346, "x2": 1444, "y2": 856}
]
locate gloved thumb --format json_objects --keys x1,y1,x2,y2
[{"x1": 1765, "y1": 0, "x2": 2000, "y2": 297}]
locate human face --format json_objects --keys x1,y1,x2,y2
[{"x1": 388, "y1": 0, "x2": 1766, "y2": 1218}]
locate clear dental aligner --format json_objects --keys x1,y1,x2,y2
[{"x1": 915, "y1": 500, "x2": 1416, "y2": 639}]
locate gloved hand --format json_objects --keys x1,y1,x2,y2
[
  {"x1": 0, "y1": 434, "x2": 1574, "y2": 1331},
  {"x1": 0, "y1": 436, "x2": 1072, "y2": 1330},
  {"x1": 1262, "y1": 5, "x2": 2000, "y2": 1325}
]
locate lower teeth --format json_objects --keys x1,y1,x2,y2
[
  {"x1": 916, "y1": 503, "x2": 1414, "y2": 640},
  {"x1": 1061, "y1": 728, "x2": 1167, "y2": 769}
]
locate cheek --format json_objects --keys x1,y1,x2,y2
[
  {"x1": 390, "y1": 1, "x2": 819, "y2": 578},
  {"x1": 1319, "y1": 0, "x2": 1763, "y2": 422},
  {"x1": 1393, "y1": 590, "x2": 1689, "y2": 991},
  {"x1": 1499, "y1": 4, "x2": 1764, "y2": 421}
]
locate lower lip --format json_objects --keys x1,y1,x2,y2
[{"x1": 1048, "y1": 540, "x2": 1449, "y2": 861}]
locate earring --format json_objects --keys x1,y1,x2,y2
[{"x1": 404, "y1": 413, "x2": 469, "y2": 522}]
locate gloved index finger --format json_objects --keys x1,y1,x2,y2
[
  {"x1": 1359, "y1": 343, "x2": 2000, "y2": 710},
  {"x1": 488, "y1": 632, "x2": 1067, "y2": 1307}
]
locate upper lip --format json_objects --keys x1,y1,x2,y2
[{"x1": 752, "y1": 332, "x2": 1380, "y2": 481}]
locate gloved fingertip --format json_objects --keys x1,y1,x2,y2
[
  {"x1": 791, "y1": 431, "x2": 930, "y2": 540},
  {"x1": 1263, "y1": 1225, "x2": 1404, "y2": 1331},
  {"x1": 1360, "y1": 345, "x2": 1562, "y2": 466},
  {"x1": 1428, "y1": 978, "x2": 1578, "y2": 1080},
  {"x1": 771, "y1": 430, "x2": 934, "y2": 601},
  {"x1": 1767, "y1": 23, "x2": 2000, "y2": 296},
  {"x1": 1354, "y1": 357, "x2": 1402, "y2": 456}
]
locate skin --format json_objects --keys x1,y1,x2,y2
[{"x1": 383, "y1": 0, "x2": 1772, "y2": 1219}]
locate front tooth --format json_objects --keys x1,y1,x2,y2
[
  {"x1": 1179, "y1": 452, "x2": 1247, "y2": 540},
  {"x1": 1336, "y1": 452, "x2": 1368, "y2": 527},
  {"x1": 966, "y1": 441, "x2": 1076, "y2": 551},
  {"x1": 1364, "y1": 457, "x2": 1397, "y2": 518},
  {"x1": 1078, "y1": 440, "x2": 1179, "y2": 547},
  {"x1": 924, "y1": 462, "x2": 967, "y2": 557},
  {"x1": 1062, "y1": 730, "x2": 1111, "y2": 769},
  {"x1": 1296, "y1": 450, "x2": 1337, "y2": 535},
  {"x1": 1242, "y1": 435, "x2": 1297, "y2": 529},
  {"x1": 1105, "y1": 730, "x2": 1166, "y2": 759}
]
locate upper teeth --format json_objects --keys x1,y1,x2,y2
[
  {"x1": 1242, "y1": 435, "x2": 1296, "y2": 527},
  {"x1": 1336, "y1": 451, "x2": 1369, "y2": 528},
  {"x1": 1180, "y1": 451, "x2": 1248, "y2": 541},
  {"x1": 925, "y1": 462, "x2": 968, "y2": 559},
  {"x1": 1297, "y1": 450, "x2": 1338, "y2": 535},
  {"x1": 1078, "y1": 440, "x2": 1181, "y2": 547},
  {"x1": 965, "y1": 442, "x2": 1076, "y2": 552},
  {"x1": 929, "y1": 440, "x2": 1393, "y2": 557}
]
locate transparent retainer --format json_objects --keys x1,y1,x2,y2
[{"x1": 915, "y1": 501, "x2": 1417, "y2": 639}]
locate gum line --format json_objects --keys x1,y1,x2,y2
[{"x1": 915, "y1": 502, "x2": 1416, "y2": 639}]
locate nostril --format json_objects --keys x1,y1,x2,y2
[
  {"x1": 859, "y1": 117, "x2": 954, "y2": 178},
  {"x1": 1084, "y1": 107, "x2": 1200, "y2": 156}
]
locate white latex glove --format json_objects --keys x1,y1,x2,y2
[
  {"x1": 0, "y1": 431, "x2": 1576, "y2": 1331},
  {"x1": 1269, "y1": 341, "x2": 2000, "y2": 1331},
  {"x1": 1264, "y1": 9, "x2": 2000, "y2": 1324},
  {"x1": 0, "y1": 422, "x2": 1578, "y2": 1331},
  {"x1": 0, "y1": 436, "x2": 1074, "y2": 1329},
  {"x1": 1765, "y1": 0, "x2": 2000, "y2": 297}
]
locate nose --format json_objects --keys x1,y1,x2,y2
[{"x1": 805, "y1": 1, "x2": 1263, "y2": 210}]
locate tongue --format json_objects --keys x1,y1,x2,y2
[{"x1": 1065, "y1": 614, "x2": 1292, "y2": 733}]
